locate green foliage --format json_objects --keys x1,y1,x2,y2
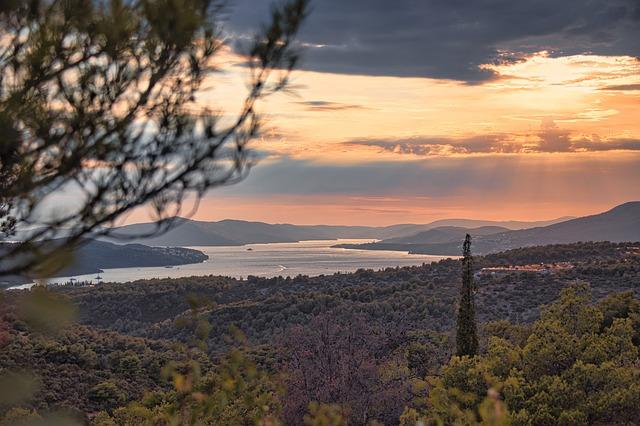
[
  {"x1": 1, "y1": 242, "x2": 639, "y2": 423},
  {"x1": 457, "y1": 234, "x2": 479, "y2": 357},
  {"x1": 46, "y1": 242, "x2": 639, "y2": 354},
  {"x1": 415, "y1": 282, "x2": 640, "y2": 425},
  {"x1": 539, "y1": 280, "x2": 602, "y2": 336},
  {"x1": 303, "y1": 402, "x2": 348, "y2": 426},
  {"x1": 88, "y1": 381, "x2": 126, "y2": 409},
  {"x1": 401, "y1": 378, "x2": 511, "y2": 425},
  {"x1": 0, "y1": 371, "x2": 38, "y2": 410},
  {"x1": 16, "y1": 286, "x2": 77, "y2": 334},
  {"x1": 0, "y1": 407, "x2": 42, "y2": 425},
  {"x1": 94, "y1": 337, "x2": 282, "y2": 425},
  {"x1": 0, "y1": 310, "x2": 201, "y2": 418},
  {"x1": 597, "y1": 290, "x2": 640, "y2": 344}
]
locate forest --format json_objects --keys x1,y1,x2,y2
[
  {"x1": 1, "y1": 241, "x2": 639, "y2": 424},
  {"x1": 1, "y1": 0, "x2": 639, "y2": 424}
]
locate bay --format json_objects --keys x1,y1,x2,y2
[{"x1": 10, "y1": 239, "x2": 451, "y2": 289}]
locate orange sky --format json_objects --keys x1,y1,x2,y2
[{"x1": 128, "y1": 50, "x2": 640, "y2": 225}]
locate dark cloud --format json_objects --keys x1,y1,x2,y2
[
  {"x1": 225, "y1": 0, "x2": 640, "y2": 82},
  {"x1": 599, "y1": 83, "x2": 640, "y2": 91},
  {"x1": 212, "y1": 153, "x2": 640, "y2": 203},
  {"x1": 217, "y1": 155, "x2": 519, "y2": 196},
  {"x1": 572, "y1": 138, "x2": 640, "y2": 151},
  {"x1": 295, "y1": 100, "x2": 368, "y2": 111}
]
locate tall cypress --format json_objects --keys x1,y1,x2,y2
[{"x1": 456, "y1": 234, "x2": 479, "y2": 357}]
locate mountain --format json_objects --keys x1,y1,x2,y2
[
  {"x1": 384, "y1": 225, "x2": 509, "y2": 244},
  {"x1": 476, "y1": 201, "x2": 640, "y2": 251},
  {"x1": 60, "y1": 240, "x2": 209, "y2": 273},
  {"x1": 0, "y1": 240, "x2": 208, "y2": 288},
  {"x1": 337, "y1": 202, "x2": 640, "y2": 255},
  {"x1": 106, "y1": 219, "x2": 380, "y2": 246},
  {"x1": 373, "y1": 217, "x2": 573, "y2": 240},
  {"x1": 104, "y1": 217, "x2": 571, "y2": 247}
]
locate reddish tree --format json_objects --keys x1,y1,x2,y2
[{"x1": 279, "y1": 314, "x2": 410, "y2": 425}]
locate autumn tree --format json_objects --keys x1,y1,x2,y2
[
  {"x1": 456, "y1": 233, "x2": 479, "y2": 357},
  {"x1": 280, "y1": 314, "x2": 411, "y2": 425}
]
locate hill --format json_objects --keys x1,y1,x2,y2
[
  {"x1": 0, "y1": 240, "x2": 208, "y2": 288},
  {"x1": 60, "y1": 240, "x2": 209, "y2": 273},
  {"x1": 384, "y1": 225, "x2": 509, "y2": 244},
  {"x1": 373, "y1": 217, "x2": 572, "y2": 240},
  {"x1": 481, "y1": 201, "x2": 640, "y2": 249},
  {"x1": 50, "y1": 241, "x2": 640, "y2": 348},
  {"x1": 2, "y1": 241, "x2": 639, "y2": 423},
  {"x1": 337, "y1": 202, "x2": 640, "y2": 255}
]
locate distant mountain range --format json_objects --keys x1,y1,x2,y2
[
  {"x1": 103, "y1": 216, "x2": 572, "y2": 247},
  {"x1": 1, "y1": 202, "x2": 637, "y2": 287},
  {"x1": 383, "y1": 225, "x2": 510, "y2": 244},
  {"x1": 0, "y1": 240, "x2": 208, "y2": 288},
  {"x1": 336, "y1": 202, "x2": 640, "y2": 255}
]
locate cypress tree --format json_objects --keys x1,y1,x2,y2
[{"x1": 456, "y1": 234, "x2": 479, "y2": 357}]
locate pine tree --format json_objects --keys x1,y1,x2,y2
[{"x1": 456, "y1": 234, "x2": 479, "y2": 357}]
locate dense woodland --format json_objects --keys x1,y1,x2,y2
[
  {"x1": 2, "y1": 1, "x2": 637, "y2": 424},
  {"x1": 1, "y1": 241, "x2": 640, "y2": 424}
]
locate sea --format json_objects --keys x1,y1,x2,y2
[{"x1": 8, "y1": 239, "x2": 451, "y2": 289}]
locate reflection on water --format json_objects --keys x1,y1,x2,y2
[{"x1": 11, "y1": 239, "x2": 452, "y2": 289}]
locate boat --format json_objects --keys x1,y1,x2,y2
[{"x1": 247, "y1": 248, "x2": 253, "y2": 251}]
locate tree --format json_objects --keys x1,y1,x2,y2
[
  {"x1": 87, "y1": 381, "x2": 125, "y2": 409},
  {"x1": 0, "y1": 0, "x2": 308, "y2": 276},
  {"x1": 92, "y1": 332, "x2": 284, "y2": 425},
  {"x1": 456, "y1": 234, "x2": 479, "y2": 357},
  {"x1": 280, "y1": 314, "x2": 410, "y2": 425},
  {"x1": 409, "y1": 283, "x2": 640, "y2": 425}
]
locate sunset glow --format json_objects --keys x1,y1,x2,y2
[{"x1": 140, "y1": 48, "x2": 639, "y2": 226}]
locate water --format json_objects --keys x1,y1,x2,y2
[{"x1": 9, "y1": 239, "x2": 451, "y2": 289}]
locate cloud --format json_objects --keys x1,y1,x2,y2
[
  {"x1": 344, "y1": 135, "x2": 522, "y2": 156},
  {"x1": 537, "y1": 119, "x2": 573, "y2": 152},
  {"x1": 599, "y1": 83, "x2": 640, "y2": 91},
  {"x1": 226, "y1": 0, "x2": 640, "y2": 82},
  {"x1": 344, "y1": 123, "x2": 640, "y2": 156},
  {"x1": 215, "y1": 155, "x2": 524, "y2": 197},
  {"x1": 572, "y1": 138, "x2": 640, "y2": 152},
  {"x1": 196, "y1": 153, "x2": 640, "y2": 225},
  {"x1": 210, "y1": 152, "x2": 640, "y2": 209},
  {"x1": 295, "y1": 100, "x2": 368, "y2": 111}
]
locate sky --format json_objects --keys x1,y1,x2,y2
[{"x1": 138, "y1": 0, "x2": 640, "y2": 226}]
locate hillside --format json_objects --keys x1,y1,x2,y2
[
  {"x1": 374, "y1": 217, "x2": 572, "y2": 240},
  {"x1": 61, "y1": 240, "x2": 209, "y2": 272},
  {"x1": 481, "y1": 201, "x2": 640, "y2": 249},
  {"x1": 2, "y1": 241, "x2": 639, "y2": 423},
  {"x1": 338, "y1": 202, "x2": 640, "y2": 255},
  {"x1": 57, "y1": 241, "x2": 639, "y2": 344},
  {"x1": 384, "y1": 225, "x2": 509, "y2": 244},
  {"x1": 0, "y1": 240, "x2": 208, "y2": 288}
]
